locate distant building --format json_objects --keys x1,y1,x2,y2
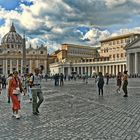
[
  {"x1": 50, "y1": 33, "x2": 140, "y2": 76},
  {"x1": 49, "y1": 44, "x2": 98, "y2": 75},
  {"x1": 0, "y1": 23, "x2": 48, "y2": 75}
]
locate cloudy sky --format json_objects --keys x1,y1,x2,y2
[{"x1": 0, "y1": 0, "x2": 140, "y2": 52}]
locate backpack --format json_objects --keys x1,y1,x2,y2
[{"x1": 98, "y1": 76, "x2": 104, "y2": 85}]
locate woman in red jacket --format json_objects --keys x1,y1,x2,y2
[{"x1": 9, "y1": 71, "x2": 22, "y2": 119}]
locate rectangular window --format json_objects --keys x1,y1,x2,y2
[{"x1": 113, "y1": 54, "x2": 115, "y2": 58}]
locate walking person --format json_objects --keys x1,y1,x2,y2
[
  {"x1": 116, "y1": 72, "x2": 122, "y2": 93},
  {"x1": 27, "y1": 73, "x2": 33, "y2": 103},
  {"x1": 60, "y1": 73, "x2": 64, "y2": 86},
  {"x1": 2, "y1": 75, "x2": 6, "y2": 89},
  {"x1": 8, "y1": 71, "x2": 23, "y2": 119},
  {"x1": 97, "y1": 72, "x2": 104, "y2": 96},
  {"x1": 106, "y1": 73, "x2": 109, "y2": 85},
  {"x1": 0, "y1": 75, "x2": 2, "y2": 92},
  {"x1": 6, "y1": 73, "x2": 13, "y2": 103},
  {"x1": 29, "y1": 68, "x2": 44, "y2": 115},
  {"x1": 122, "y1": 71, "x2": 128, "y2": 97},
  {"x1": 85, "y1": 73, "x2": 88, "y2": 84}
]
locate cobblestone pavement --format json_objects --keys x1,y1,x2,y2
[{"x1": 1, "y1": 78, "x2": 140, "y2": 140}]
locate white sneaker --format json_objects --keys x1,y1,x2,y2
[
  {"x1": 12, "y1": 113, "x2": 16, "y2": 117},
  {"x1": 15, "y1": 114, "x2": 20, "y2": 119}
]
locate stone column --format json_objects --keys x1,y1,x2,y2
[
  {"x1": 29, "y1": 60, "x2": 32, "y2": 73},
  {"x1": 135, "y1": 52, "x2": 138, "y2": 74},
  {"x1": 68, "y1": 67, "x2": 71, "y2": 75},
  {"x1": 6, "y1": 59, "x2": 8, "y2": 75},
  {"x1": 21, "y1": 60, "x2": 23, "y2": 74},
  {"x1": 102, "y1": 65, "x2": 105, "y2": 76},
  {"x1": 88, "y1": 67, "x2": 90, "y2": 76},
  {"x1": 44, "y1": 60, "x2": 47, "y2": 74},
  {"x1": 17, "y1": 59, "x2": 19, "y2": 72},
  {"x1": 116, "y1": 65, "x2": 119, "y2": 75},
  {"x1": 95, "y1": 66, "x2": 97, "y2": 74},
  {"x1": 99, "y1": 66, "x2": 101, "y2": 72},
  {"x1": 62, "y1": 66, "x2": 64, "y2": 74},
  {"x1": 112, "y1": 65, "x2": 114, "y2": 75},
  {"x1": 127, "y1": 53, "x2": 131, "y2": 75},
  {"x1": 109, "y1": 66, "x2": 111, "y2": 74},
  {"x1": 3, "y1": 60, "x2": 5, "y2": 75},
  {"x1": 122, "y1": 64, "x2": 125, "y2": 72},
  {"x1": 81, "y1": 67, "x2": 83, "y2": 75},
  {"x1": 10, "y1": 60, "x2": 12, "y2": 73},
  {"x1": 78, "y1": 67, "x2": 80, "y2": 75}
]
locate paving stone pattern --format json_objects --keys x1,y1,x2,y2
[{"x1": 0, "y1": 78, "x2": 140, "y2": 140}]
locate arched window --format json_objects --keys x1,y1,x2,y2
[{"x1": 40, "y1": 51, "x2": 43, "y2": 54}]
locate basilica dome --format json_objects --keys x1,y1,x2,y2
[{"x1": 1, "y1": 23, "x2": 23, "y2": 45}]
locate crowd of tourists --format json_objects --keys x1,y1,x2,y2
[
  {"x1": 52, "y1": 70, "x2": 128, "y2": 97},
  {"x1": 0, "y1": 68, "x2": 129, "y2": 120},
  {"x1": 0, "y1": 68, "x2": 44, "y2": 119},
  {"x1": 95, "y1": 71, "x2": 128, "y2": 97}
]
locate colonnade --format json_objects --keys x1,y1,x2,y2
[
  {"x1": 2, "y1": 59, "x2": 47, "y2": 75},
  {"x1": 127, "y1": 52, "x2": 140, "y2": 75},
  {"x1": 63, "y1": 64, "x2": 126, "y2": 76}
]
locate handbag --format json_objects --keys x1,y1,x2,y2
[{"x1": 12, "y1": 87, "x2": 20, "y2": 95}]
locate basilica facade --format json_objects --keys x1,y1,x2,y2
[{"x1": 0, "y1": 24, "x2": 48, "y2": 76}]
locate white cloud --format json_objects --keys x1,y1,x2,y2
[
  {"x1": 82, "y1": 28, "x2": 110, "y2": 44},
  {"x1": 105, "y1": 0, "x2": 127, "y2": 8},
  {"x1": 0, "y1": 6, "x2": 20, "y2": 20},
  {"x1": 0, "y1": 0, "x2": 140, "y2": 53},
  {"x1": 26, "y1": 37, "x2": 46, "y2": 48},
  {"x1": 105, "y1": 0, "x2": 140, "y2": 8},
  {"x1": 111, "y1": 27, "x2": 140, "y2": 37},
  {"x1": 0, "y1": 20, "x2": 11, "y2": 39}
]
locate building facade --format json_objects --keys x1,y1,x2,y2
[
  {"x1": 50, "y1": 33, "x2": 140, "y2": 76},
  {"x1": 0, "y1": 23, "x2": 48, "y2": 76},
  {"x1": 125, "y1": 37, "x2": 140, "y2": 75}
]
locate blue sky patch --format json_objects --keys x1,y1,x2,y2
[
  {"x1": 77, "y1": 26, "x2": 90, "y2": 35},
  {"x1": 0, "y1": 19, "x2": 5, "y2": 25},
  {"x1": 0, "y1": 0, "x2": 19, "y2": 10}
]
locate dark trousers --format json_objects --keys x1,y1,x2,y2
[
  {"x1": 106, "y1": 79, "x2": 109, "y2": 85},
  {"x1": 32, "y1": 89, "x2": 44, "y2": 113},
  {"x1": 98, "y1": 87, "x2": 103, "y2": 95},
  {"x1": 122, "y1": 81, "x2": 128, "y2": 95}
]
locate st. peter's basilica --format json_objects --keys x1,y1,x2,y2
[{"x1": 0, "y1": 23, "x2": 48, "y2": 76}]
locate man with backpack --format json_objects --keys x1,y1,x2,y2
[{"x1": 29, "y1": 68, "x2": 44, "y2": 115}]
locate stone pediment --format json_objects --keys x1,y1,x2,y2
[{"x1": 125, "y1": 38, "x2": 140, "y2": 50}]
